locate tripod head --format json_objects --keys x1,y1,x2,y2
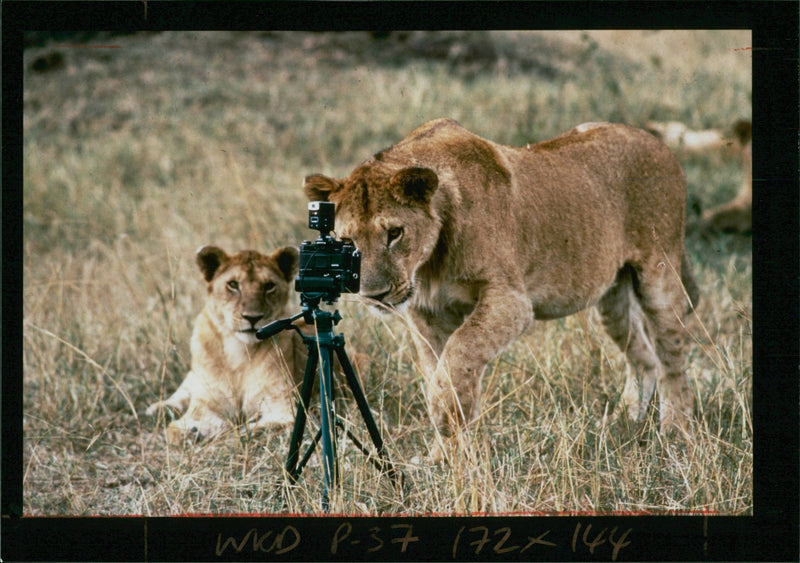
[{"x1": 255, "y1": 296, "x2": 342, "y2": 342}]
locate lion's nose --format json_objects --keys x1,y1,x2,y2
[{"x1": 243, "y1": 313, "x2": 263, "y2": 327}]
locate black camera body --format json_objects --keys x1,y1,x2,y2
[{"x1": 296, "y1": 202, "x2": 361, "y2": 303}]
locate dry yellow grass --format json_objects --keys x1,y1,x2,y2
[{"x1": 22, "y1": 30, "x2": 751, "y2": 516}]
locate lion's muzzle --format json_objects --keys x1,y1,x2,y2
[
  {"x1": 361, "y1": 284, "x2": 413, "y2": 310},
  {"x1": 362, "y1": 287, "x2": 392, "y2": 303}
]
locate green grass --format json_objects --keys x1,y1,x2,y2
[{"x1": 22, "y1": 31, "x2": 751, "y2": 515}]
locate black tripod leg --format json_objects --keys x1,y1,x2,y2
[
  {"x1": 334, "y1": 345, "x2": 402, "y2": 487},
  {"x1": 295, "y1": 428, "x2": 322, "y2": 476},
  {"x1": 319, "y1": 345, "x2": 338, "y2": 511},
  {"x1": 285, "y1": 347, "x2": 318, "y2": 480}
]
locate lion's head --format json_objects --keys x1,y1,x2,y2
[
  {"x1": 196, "y1": 245, "x2": 299, "y2": 343},
  {"x1": 304, "y1": 164, "x2": 442, "y2": 309}
]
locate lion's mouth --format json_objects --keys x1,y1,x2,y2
[
  {"x1": 234, "y1": 329, "x2": 260, "y2": 344},
  {"x1": 363, "y1": 284, "x2": 413, "y2": 310},
  {"x1": 238, "y1": 324, "x2": 267, "y2": 340},
  {"x1": 392, "y1": 286, "x2": 413, "y2": 306}
]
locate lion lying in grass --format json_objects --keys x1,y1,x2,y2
[
  {"x1": 304, "y1": 118, "x2": 699, "y2": 458},
  {"x1": 147, "y1": 245, "x2": 306, "y2": 444},
  {"x1": 646, "y1": 118, "x2": 752, "y2": 234},
  {"x1": 701, "y1": 120, "x2": 752, "y2": 234}
]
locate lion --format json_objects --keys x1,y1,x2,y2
[
  {"x1": 303, "y1": 118, "x2": 700, "y2": 457},
  {"x1": 647, "y1": 118, "x2": 752, "y2": 234},
  {"x1": 701, "y1": 119, "x2": 752, "y2": 234},
  {"x1": 644, "y1": 120, "x2": 726, "y2": 152},
  {"x1": 146, "y1": 245, "x2": 307, "y2": 444}
]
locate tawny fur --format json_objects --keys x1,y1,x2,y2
[
  {"x1": 146, "y1": 245, "x2": 307, "y2": 444},
  {"x1": 304, "y1": 118, "x2": 699, "y2": 455},
  {"x1": 646, "y1": 119, "x2": 752, "y2": 234},
  {"x1": 701, "y1": 120, "x2": 752, "y2": 234},
  {"x1": 644, "y1": 120, "x2": 726, "y2": 152}
]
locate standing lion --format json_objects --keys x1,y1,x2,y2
[{"x1": 303, "y1": 118, "x2": 699, "y2": 459}]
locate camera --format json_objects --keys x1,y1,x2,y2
[{"x1": 296, "y1": 202, "x2": 361, "y2": 303}]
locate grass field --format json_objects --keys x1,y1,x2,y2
[{"x1": 22, "y1": 30, "x2": 752, "y2": 515}]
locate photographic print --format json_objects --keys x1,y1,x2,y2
[
  {"x1": 22, "y1": 28, "x2": 753, "y2": 517},
  {"x1": 7, "y1": 4, "x2": 797, "y2": 559}
]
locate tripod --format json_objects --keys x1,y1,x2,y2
[{"x1": 257, "y1": 296, "x2": 401, "y2": 511}]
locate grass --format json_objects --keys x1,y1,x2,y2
[{"x1": 22, "y1": 31, "x2": 751, "y2": 515}]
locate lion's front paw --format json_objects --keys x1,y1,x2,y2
[
  {"x1": 161, "y1": 416, "x2": 228, "y2": 445},
  {"x1": 244, "y1": 412, "x2": 294, "y2": 434},
  {"x1": 165, "y1": 424, "x2": 195, "y2": 445},
  {"x1": 145, "y1": 400, "x2": 182, "y2": 419}
]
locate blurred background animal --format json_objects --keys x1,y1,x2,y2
[
  {"x1": 701, "y1": 120, "x2": 752, "y2": 234},
  {"x1": 646, "y1": 119, "x2": 752, "y2": 234}
]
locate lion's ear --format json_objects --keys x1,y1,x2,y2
[
  {"x1": 270, "y1": 245, "x2": 299, "y2": 281},
  {"x1": 389, "y1": 167, "x2": 439, "y2": 205},
  {"x1": 303, "y1": 174, "x2": 341, "y2": 202},
  {"x1": 732, "y1": 119, "x2": 751, "y2": 146},
  {"x1": 196, "y1": 245, "x2": 229, "y2": 282}
]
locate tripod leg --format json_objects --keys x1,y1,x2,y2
[
  {"x1": 334, "y1": 345, "x2": 401, "y2": 487},
  {"x1": 292, "y1": 428, "x2": 322, "y2": 478},
  {"x1": 319, "y1": 344, "x2": 338, "y2": 511},
  {"x1": 285, "y1": 347, "x2": 318, "y2": 480}
]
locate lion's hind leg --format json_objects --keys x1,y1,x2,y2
[
  {"x1": 636, "y1": 258, "x2": 694, "y2": 436},
  {"x1": 597, "y1": 264, "x2": 660, "y2": 427}
]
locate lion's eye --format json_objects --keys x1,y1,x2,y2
[
  {"x1": 263, "y1": 281, "x2": 276, "y2": 294},
  {"x1": 387, "y1": 226, "x2": 403, "y2": 247},
  {"x1": 226, "y1": 280, "x2": 239, "y2": 292}
]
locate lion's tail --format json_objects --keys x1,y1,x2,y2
[{"x1": 681, "y1": 252, "x2": 700, "y2": 314}]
